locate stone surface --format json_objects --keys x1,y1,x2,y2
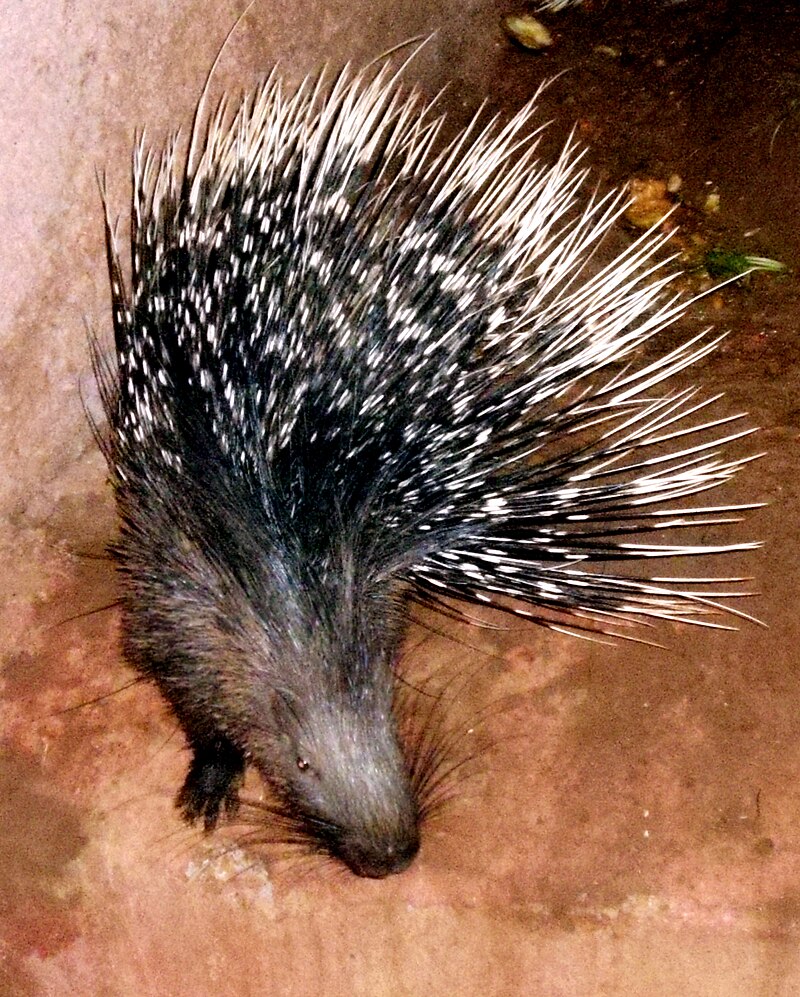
[{"x1": 2, "y1": 1, "x2": 799, "y2": 994}]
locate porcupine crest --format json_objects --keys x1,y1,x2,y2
[{"x1": 95, "y1": 62, "x2": 759, "y2": 878}]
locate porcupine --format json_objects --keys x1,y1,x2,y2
[{"x1": 93, "y1": 60, "x2": 758, "y2": 879}]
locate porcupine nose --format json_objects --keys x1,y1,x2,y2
[{"x1": 340, "y1": 830, "x2": 420, "y2": 879}]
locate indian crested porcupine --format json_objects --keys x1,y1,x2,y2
[{"x1": 93, "y1": 61, "x2": 758, "y2": 879}]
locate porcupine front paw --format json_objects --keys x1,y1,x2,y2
[{"x1": 176, "y1": 737, "x2": 245, "y2": 831}]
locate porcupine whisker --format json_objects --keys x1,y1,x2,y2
[
  {"x1": 51, "y1": 677, "x2": 145, "y2": 716},
  {"x1": 231, "y1": 801, "x2": 366, "y2": 874},
  {"x1": 412, "y1": 713, "x2": 512, "y2": 819},
  {"x1": 232, "y1": 801, "x2": 324, "y2": 845},
  {"x1": 396, "y1": 643, "x2": 516, "y2": 806},
  {"x1": 55, "y1": 547, "x2": 115, "y2": 564},
  {"x1": 53, "y1": 601, "x2": 123, "y2": 627},
  {"x1": 402, "y1": 716, "x2": 477, "y2": 818}
]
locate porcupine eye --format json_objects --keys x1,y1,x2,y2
[{"x1": 294, "y1": 755, "x2": 322, "y2": 789}]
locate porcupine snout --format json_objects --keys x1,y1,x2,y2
[{"x1": 264, "y1": 685, "x2": 420, "y2": 878}]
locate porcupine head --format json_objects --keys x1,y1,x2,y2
[
  {"x1": 99, "y1": 57, "x2": 758, "y2": 878},
  {"x1": 113, "y1": 433, "x2": 420, "y2": 879}
]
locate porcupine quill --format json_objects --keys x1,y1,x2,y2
[{"x1": 91, "y1": 56, "x2": 760, "y2": 878}]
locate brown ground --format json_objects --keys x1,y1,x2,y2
[{"x1": 2, "y1": 0, "x2": 800, "y2": 994}]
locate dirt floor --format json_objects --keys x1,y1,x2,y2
[{"x1": 2, "y1": 0, "x2": 800, "y2": 994}]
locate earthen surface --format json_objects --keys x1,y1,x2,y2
[{"x1": 2, "y1": 1, "x2": 799, "y2": 994}]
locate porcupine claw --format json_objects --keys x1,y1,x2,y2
[{"x1": 176, "y1": 737, "x2": 246, "y2": 831}]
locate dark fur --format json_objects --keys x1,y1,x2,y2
[{"x1": 105, "y1": 408, "x2": 420, "y2": 876}]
